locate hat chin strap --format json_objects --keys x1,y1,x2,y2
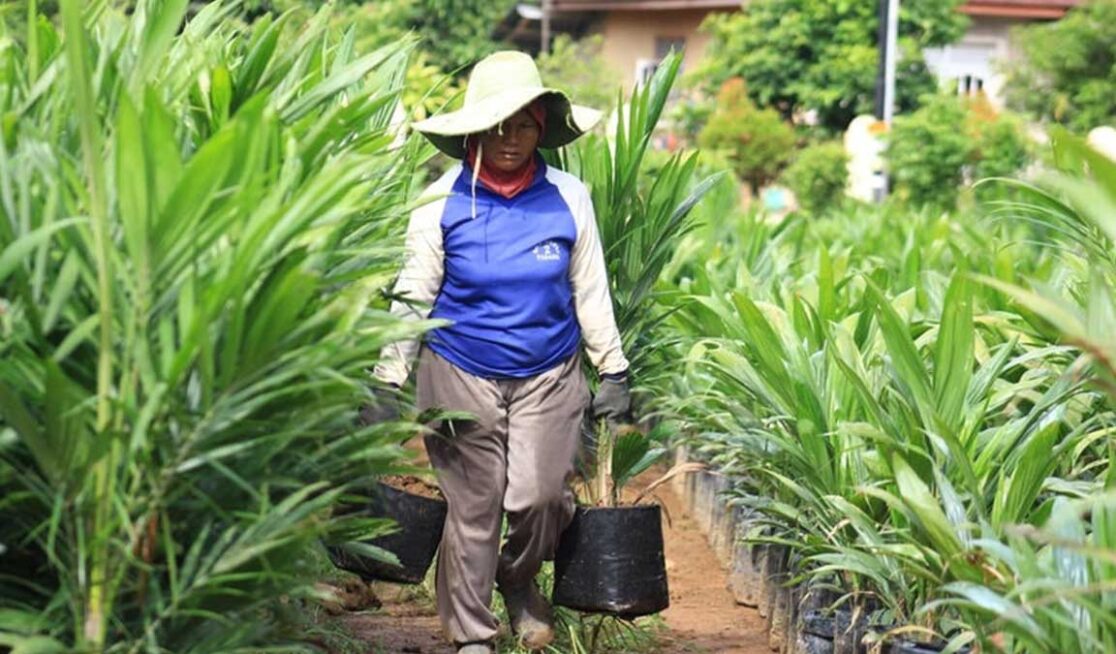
[{"x1": 470, "y1": 138, "x2": 482, "y2": 220}]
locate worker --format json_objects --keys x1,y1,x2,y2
[{"x1": 365, "y1": 51, "x2": 632, "y2": 654}]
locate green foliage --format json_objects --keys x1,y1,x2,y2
[
  {"x1": 0, "y1": 2, "x2": 430, "y2": 651},
  {"x1": 886, "y1": 94, "x2": 1034, "y2": 209},
  {"x1": 560, "y1": 52, "x2": 721, "y2": 504},
  {"x1": 780, "y1": 141, "x2": 850, "y2": 215},
  {"x1": 885, "y1": 94, "x2": 973, "y2": 209},
  {"x1": 699, "y1": 0, "x2": 969, "y2": 132},
  {"x1": 536, "y1": 34, "x2": 621, "y2": 113},
  {"x1": 1004, "y1": 0, "x2": 1116, "y2": 133},
  {"x1": 403, "y1": 51, "x2": 464, "y2": 120},
  {"x1": 400, "y1": 0, "x2": 517, "y2": 72},
  {"x1": 658, "y1": 122, "x2": 1116, "y2": 649},
  {"x1": 698, "y1": 79, "x2": 796, "y2": 193},
  {"x1": 285, "y1": 0, "x2": 517, "y2": 74},
  {"x1": 971, "y1": 109, "x2": 1032, "y2": 182}
]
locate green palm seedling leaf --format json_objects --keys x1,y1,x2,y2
[
  {"x1": 892, "y1": 454, "x2": 965, "y2": 564},
  {"x1": 991, "y1": 417, "x2": 1061, "y2": 529},
  {"x1": 868, "y1": 279, "x2": 934, "y2": 420},
  {"x1": 611, "y1": 431, "x2": 666, "y2": 497},
  {"x1": 933, "y1": 273, "x2": 974, "y2": 434}
]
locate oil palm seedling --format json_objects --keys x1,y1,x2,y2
[
  {"x1": 0, "y1": 2, "x2": 430, "y2": 651},
  {"x1": 922, "y1": 130, "x2": 1116, "y2": 654},
  {"x1": 553, "y1": 50, "x2": 716, "y2": 507},
  {"x1": 551, "y1": 51, "x2": 715, "y2": 623},
  {"x1": 664, "y1": 145, "x2": 1114, "y2": 651}
]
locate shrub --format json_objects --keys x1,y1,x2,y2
[
  {"x1": 886, "y1": 94, "x2": 1034, "y2": 209},
  {"x1": 885, "y1": 94, "x2": 973, "y2": 209},
  {"x1": 698, "y1": 78, "x2": 796, "y2": 194},
  {"x1": 781, "y1": 141, "x2": 850, "y2": 214},
  {"x1": 970, "y1": 108, "x2": 1032, "y2": 182},
  {"x1": 1003, "y1": 0, "x2": 1116, "y2": 132},
  {"x1": 536, "y1": 34, "x2": 620, "y2": 113}
]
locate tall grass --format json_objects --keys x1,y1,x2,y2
[{"x1": 0, "y1": 2, "x2": 429, "y2": 651}]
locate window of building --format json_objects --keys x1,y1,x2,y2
[
  {"x1": 635, "y1": 37, "x2": 686, "y2": 87},
  {"x1": 655, "y1": 36, "x2": 686, "y2": 60}
]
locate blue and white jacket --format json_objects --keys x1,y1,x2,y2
[{"x1": 373, "y1": 157, "x2": 629, "y2": 384}]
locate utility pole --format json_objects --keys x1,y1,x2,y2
[
  {"x1": 883, "y1": 0, "x2": 899, "y2": 126},
  {"x1": 873, "y1": 0, "x2": 899, "y2": 200},
  {"x1": 541, "y1": 0, "x2": 552, "y2": 54}
]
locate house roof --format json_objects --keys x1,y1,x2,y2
[
  {"x1": 960, "y1": 0, "x2": 1080, "y2": 19},
  {"x1": 548, "y1": 0, "x2": 1080, "y2": 15},
  {"x1": 550, "y1": 0, "x2": 739, "y2": 10}
]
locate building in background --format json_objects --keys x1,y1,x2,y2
[
  {"x1": 923, "y1": 0, "x2": 1080, "y2": 106},
  {"x1": 496, "y1": 0, "x2": 1081, "y2": 101},
  {"x1": 494, "y1": 0, "x2": 737, "y2": 90}
]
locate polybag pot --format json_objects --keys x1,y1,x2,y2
[
  {"x1": 727, "y1": 506, "x2": 762, "y2": 607},
  {"x1": 755, "y1": 545, "x2": 771, "y2": 618},
  {"x1": 767, "y1": 575, "x2": 794, "y2": 647},
  {"x1": 711, "y1": 489, "x2": 736, "y2": 565},
  {"x1": 794, "y1": 610, "x2": 836, "y2": 654},
  {"x1": 783, "y1": 583, "x2": 805, "y2": 651},
  {"x1": 327, "y1": 481, "x2": 447, "y2": 584},
  {"x1": 552, "y1": 505, "x2": 670, "y2": 617},
  {"x1": 832, "y1": 608, "x2": 867, "y2": 654},
  {"x1": 761, "y1": 544, "x2": 787, "y2": 621}
]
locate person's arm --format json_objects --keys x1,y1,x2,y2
[
  {"x1": 371, "y1": 187, "x2": 450, "y2": 386},
  {"x1": 567, "y1": 183, "x2": 630, "y2": 378}
]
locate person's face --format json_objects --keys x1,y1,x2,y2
[{"x1": 477, "y1": 109, "x2": 540, "y2": 172}]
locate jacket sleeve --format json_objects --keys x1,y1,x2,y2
[
  {"x1": 371, "y1": 187, "x2": 449, "y2": 386},
  {"x1": 568, "y1": 183, "x2": 630, "y2": 376}
]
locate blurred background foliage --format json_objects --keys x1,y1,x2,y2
[
  {"x1": 697, "y1": 0, "x2": 969, "y2": 133},
  {"x1": 1003, "y1": 0, "x2": 1116, "y2": 133}
]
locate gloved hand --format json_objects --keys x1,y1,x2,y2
[
  {"x1": 357, "y1": 384, "x2": 402, "y2": 427},
  {"x1": 591, "y1": 372, "x2": 632, "y2": 427}
]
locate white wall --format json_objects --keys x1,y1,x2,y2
[{"x1": 923, "y1": 16, "x2": 1022, "y2": 106}]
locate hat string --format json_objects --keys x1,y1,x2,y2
[{"x1": 470, "y1": 137, "x2": 482, "y2": 221}]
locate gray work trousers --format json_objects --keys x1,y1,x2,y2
[{"x1": 416, "y1": 348, "x2": 588, "y2": 645}]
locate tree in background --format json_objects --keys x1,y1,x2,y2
[
  {"x1": 1003, "y1": 0, "x2": 1116, "y2": 133},
  {"x1": 699, "y1": 0, "x2": 968, "y2": 133},
  {"x1": 273, "y1": 0, "x2": 516, "y2": 73},
  {"x1": 536, "y1": 34, "x2": 621, "y2": 113},
  {"x1": 698, "y1": 79, "x2": 796, "y2": 195},
  {"x1": 886, "y1": 93, "x2": 1031, "y2": 209}
]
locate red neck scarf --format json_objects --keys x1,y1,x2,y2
[{"x1": 465, "y1": 102, "x2": 547, "y2": 199}]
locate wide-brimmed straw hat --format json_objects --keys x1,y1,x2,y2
[{"x1": 412, "y1": 50, "x2": 602, "y2": 159}]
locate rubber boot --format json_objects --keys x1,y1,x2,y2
[{"x1": 500, "y1": 583, "x2": 555, "y2": 650}]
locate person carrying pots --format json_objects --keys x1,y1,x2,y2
[{"x1": 364, "y1": 51, "x2": 632, "y2": 653}]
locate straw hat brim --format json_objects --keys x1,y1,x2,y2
[{"x1": 412, "y1": 87, "x2": 602, "y2": 159}]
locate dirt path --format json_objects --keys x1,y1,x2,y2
[
  {"x1": 334, "y1": 470, "x2": 771, "y2": 653},
  {"x1": 340, "y1": 584, "x2": 453, "y2": 654},
  {"x1": 651, "y1": 478, "x2": 771, "y2": 654}
]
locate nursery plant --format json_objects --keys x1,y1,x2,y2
[
  {"x1": 664, "y1": 126, "x2": 1114, "y2": 650},
  {"x1": 560, "y1": 51, "x2": 719, "y2": 507},
  {"x1": 0, "y1": 2, "x2": 431, "y2": 651}
]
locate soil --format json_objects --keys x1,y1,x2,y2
[
  {"x1": 644, "y1": 473, "x2": 771, "y2": 654},
  {"x1": 340, "y1": 584, "x2": 454, "y2": 654},
  {"x1": 382, "y1": 474, "x2": 444, "y2": 500}
]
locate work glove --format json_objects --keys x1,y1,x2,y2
[
  {"x1": 357, "y1": 384, "x2": 403, "y2": 427},
  {"x1": 591, "y1": 371, "x2": 632, "y2": 428}
]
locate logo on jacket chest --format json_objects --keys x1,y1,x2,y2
[{"x1": 533, "y1": 241, "x2": 562, "y2": 262}]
